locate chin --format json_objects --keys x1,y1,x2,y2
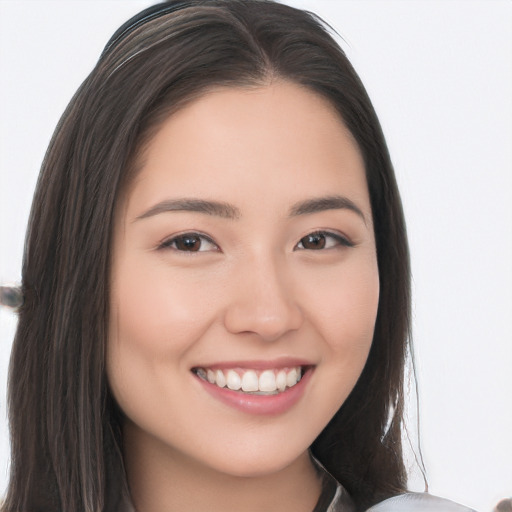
[{"x1": 196, "y1": 438, "x2": 313, "y2": 479}]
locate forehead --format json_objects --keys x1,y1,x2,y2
[{"x1": 125, "y1": 81, "x2": 369, "y2": 218}]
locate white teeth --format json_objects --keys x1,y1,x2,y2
[
  {"x1": 241, "y1": 370, "x2": 259, "y2": 392},
  {"x1": 226, "y1": 370, "x2": 242, "y2": 390},
  {"x1": 276, "y1": 370, "x2": 287, "y2": 391},
  {"x1": 215, "y1": 369, "x2": 226, "y2": 388},
  {"x1": 196, "y1": 366, "x2": 304, "y2": 393},
  {"x1": 259, "y1": 370, "x2": 277, "y2": 392},
  {"x1": 286, "y1": 368, "x2": 298, "y2": 388}
]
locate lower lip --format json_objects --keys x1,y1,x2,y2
[{"x1": 194, "y1": 368, "x2": 313, "y2": 415}]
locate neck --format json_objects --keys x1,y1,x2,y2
[{"x1": 123, "y1": 422, "x2": 322, "y2": 512}]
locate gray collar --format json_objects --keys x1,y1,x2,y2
[{"x1": 311, "y1": 456, "x2": 356, "y2": 512}]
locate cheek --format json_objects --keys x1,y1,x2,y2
[
  {"x1": 303, "y1": 253, "x2": 380, "y2": 356},
  {"x1": 109, "y1": 254, "x2": 214, "y2": 355},
  {"x1": 106, "y1": 255, "x2": 216, "y2": 409},
  {"x1": 298, "y1": 255, "x2": 379, "y2": 414},
  {"x1": 291, "y1": 255, "x2": 379, "y2": 436}
]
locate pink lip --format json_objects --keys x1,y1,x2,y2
[
  {"x1": 193, "y1": 365, "x2": 314, "y2": 416},
  {"x1": 193, "y1": 357, "x2": 312, "y2": 371}
]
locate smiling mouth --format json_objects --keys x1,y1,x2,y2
[{"x1": 192, "y1": 366, "x2": 307, "y2": 395}]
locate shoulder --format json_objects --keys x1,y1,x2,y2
[{"x1": 366, "y1": 492, "x2": 477, "y2": 512}]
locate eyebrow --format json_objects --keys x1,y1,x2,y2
[
  {"x1": 135, "y1": 194, "x2": 367, "y2": 223},
  {"x1": 135, "y1": 198, "x2": 241, "y2": 221},
  {"x1": 288, "y1": 195, "x2": 367, "y2": 223}
]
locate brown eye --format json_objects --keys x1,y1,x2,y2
[
  {"x1": 175, "y1": 234, "x2": 202, "y2": 251},
  {"x1": 300, "y1": 233, "x2": 326, "y2": 250},
  {"x1": 160, "y1": 233, "x2": 218, "y2": 252},
  {"x1": 296, "y1": 231, "x2": 354, "y2": 251}
]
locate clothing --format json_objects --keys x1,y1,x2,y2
[
  {"x1": 366, "y1": 493, "x2": 478, "y2": 512},
  {"x1": 315, "y1": 459, "x2": 478, "y2": 512},
  {"x1": 120, "y1": 458, "x2": 477, "y2": 512}
]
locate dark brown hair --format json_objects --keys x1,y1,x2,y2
[{"x1": 3, "y1": 1, "x2": 411, "y2": 511}]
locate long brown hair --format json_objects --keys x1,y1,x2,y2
[{"x1": 3, "y1": 1, "x2": 411, "y2": 511}]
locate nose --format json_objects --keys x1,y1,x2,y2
[{"x1": 223, "y1": 255, "x2": 304, "y2": 342}]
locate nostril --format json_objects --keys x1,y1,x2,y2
[{"x1": 223, "y1": 301, "x2": 303, "y2": 341}]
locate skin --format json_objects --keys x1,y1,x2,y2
[{"x1": 108, "y1": 80, "x2": 379, "y2": 512}]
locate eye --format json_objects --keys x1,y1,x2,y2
[
  {"x1": 295, "y1": 231, "x2": 353, "y2": 250},
  {"x1": 159, "y1": 232, "x2": 219, "y2": 252}
]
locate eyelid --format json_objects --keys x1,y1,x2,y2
[
  {"x1": 157, "y1": 231, "x2": 220, "y2": 252},
  {"x1": 294, "y1": 230, "x2": 354, "y2": 250},
  {"x1": 155, "y1": 229, "x2": 353, "y2": 253}
]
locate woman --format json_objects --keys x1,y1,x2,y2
[{"x1": 0, "y1": 1, "x2": 478, "y2": 511}]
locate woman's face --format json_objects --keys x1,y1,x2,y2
[{"x1": 108, "y1": 81, "x2": 379, "y2": 477}]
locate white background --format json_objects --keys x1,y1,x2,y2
[{"x1": 0, "y1": 1, "x2": 510, "y2": 511}]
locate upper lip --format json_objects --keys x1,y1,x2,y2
[{"x1": 191, "y1": 357, "x2": 314, "y2": 371}]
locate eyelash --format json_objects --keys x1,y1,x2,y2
[
  {"x1": 158, "y1": 232, "x2": 219, "y2": 252},
  {"x1": 295, "y1": 231, "x2": 354, "y2": 251},
  {"x1": 158, "y1": 230, "x2": 353, "y2": 253}
]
